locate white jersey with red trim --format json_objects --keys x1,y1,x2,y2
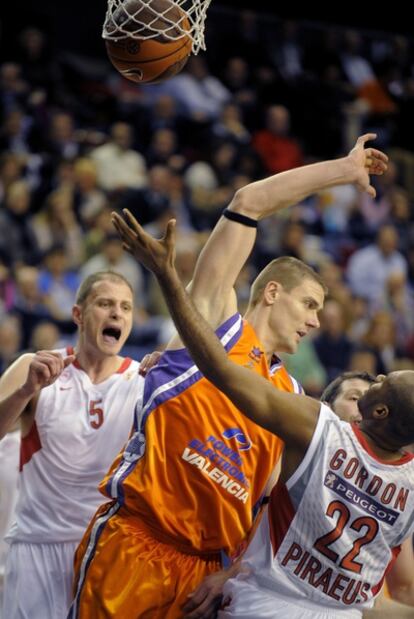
[
  {"x1": 7, "y1": 348, "x2": 142, "y2": 544},
  {"x1": 221, "y1": 404, "x2": 414, "y2": 617}
]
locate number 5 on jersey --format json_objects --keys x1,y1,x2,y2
[{"x1": 89, "y1": 400, "x2": 104, "y2": 429}]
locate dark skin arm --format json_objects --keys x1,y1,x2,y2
[{"x1": 112, "y1": 210, "x2": 321, "y2": 481}]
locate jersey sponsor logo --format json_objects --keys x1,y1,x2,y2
[
  {"x1": 182, "y1": 447, "x2": 249, "y2": 503},
  {"x1": 181, "y1": 431, "x2": 251, "y2": 502},
  {"x1": 324, "y1": 472, "x2": 400, "y2": 525},
  {"x1": 329, "y1": 449, "x2": 410, "y2": 513},
  {"x1": 59, "y1": 386, "x2": 72, "y2": 391},
  {"x1": 248, "y1": 346, "x2": 263, "y2": 363},
  {"x1": 222, "y1": 428, "x2": 252, "y2": 451},
  {"x1": 184, "y1": 437, "x2": 247, "y2": 484}
]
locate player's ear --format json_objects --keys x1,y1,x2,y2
[
  {"x1": 263, "y1": 281, "x2": 281, "y2": 305},
  {"x1": 72, "y1": 304, "x2": 83, "y2": 327},
  {"x1": 373, "y1": 404, "x2": 389, "y2": 419}
]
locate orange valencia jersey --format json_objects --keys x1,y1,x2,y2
[{"x1": 100, "y1": 313, "x2": 303, "y2": 557}]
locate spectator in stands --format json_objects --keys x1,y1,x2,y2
[
  {"x1": 252, "y1": 104, "x2": 304, "y2": 173},
  {"x1": 29, "y1": 321, "x2": 61, "y2": 351},
  {"x1": 268, "y1": 21, "x2": 304, "y2": 82},
  {"x1": 117, "y1": 164, "x2": 172, "y2": 226},
  {"x1": 221, "y1": 57, "x2": 257, "y2": 116},
  {"x1": 38, "y1": 245, "x2": 80, "y2": 323},
  {"x1": 0, "y1": 153, "x2": 25, "y2": 203},
  {"x1": 42, "y1": 111, "x2": 80, "y2": 160},
  {"x1": 0, "y1": 108, "x2": 33, "y2": 156},
  {"x1": 0, "y1": 63, "x2": 28, "y2": 114},
  {"x1": 314, "y1": 298, "x2": 354, "y2": 382},
  {"x1": 346, "y1": 223, "x2": 408, "y2": 307},
  {"x1": 145, "y1": 128, "x2": 182, "y2": 168},
  {"x1": 362, "y1": 310, "x2": 397, "y2": 374},
  {"x1": 153, "y1": 56, "x2": 231, "y2": 122},
  {"x1": 90, "y1": 122, "x2": 147, "y2": 192},
  {"x1": 357, "y1": 160, "x2": 401, "y2": 233},
  {"x1": 0, "y1": 179, "x2": 40, "y2": 266},
  {"x1": 80, "y1": 233, "x2": 146, "y2": 318},
  {"x1": 377, "y1": 272, "x2": 414, "y2": 354},
  {"x1": 31, "y1": 188, "x2": 83, "y2": 269},
  {"x1": 0, "y1": 316, "x2": 21, "y2": 374},
  {"x1": 11, "y1": 266, "x2": 51, "y2": 347},
  {"x1": 72, "y1": 157, "x2": 107, "y2": 226},
  {"x1": 212, "y1": 102, "x2": 250, "y2": 145},
  {"x1": 348, "y1": 345, "x2": 378, "y2": 374}
]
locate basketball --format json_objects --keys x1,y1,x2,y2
[{"x1": 105, "y1": 0, "x2": 192, "y2": 83}]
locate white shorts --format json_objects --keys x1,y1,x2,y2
[
  {"x1": 219, "y1": 577, "x2": 363, "y2": 619},
  {"x1": 3, "y1": 540, "x2": 78, "y2": 619}
]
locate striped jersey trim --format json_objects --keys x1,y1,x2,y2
[{"x1": 140, "y1": 312, "x2": 243, "y2": 425}]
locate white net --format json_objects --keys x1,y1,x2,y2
[{"x1": 103, "y1": 0, "x2": 212, "y2": 55}]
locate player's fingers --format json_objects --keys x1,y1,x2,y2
[
  {"x1": 182, "y1": 588, "x2": 209, "y2": 612},
  {"x1": 36, "y1": 351, "x2": 65, "y2": 375},
  {"x1": 122, "y1": 242, "x2": 133, "y2": 255},
  {"x1": 356, "y1": 132, "x2": 377, "y2": 145},
  {"x1": 139, "y1": 351, "x2": 162, "y2": 376},
  {"x1": 112, "y1": 213, "x2": 137, "y2": 244},
  {"x1": 369, "y1": 148, "x2": 388, "y2": 162},
  {"x1": 64, "y1": 355, "x2": 76, "y2": 367},
  {"x1": 31, "y1": 360, "x2": 52, "y2": 383},
  {"x1": 164, "y1": 219, "x2": 176, "y2": 250},
  {"x1": 183, "y1": 595, "x2": 222, "y2": 618},
  {"x1": 367, "y1": 185, "x2": 376, "y2": 198},
  {"x1": 123, "y1": 209, "x2": 146, "y2": 238}
]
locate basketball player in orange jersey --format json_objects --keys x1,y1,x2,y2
[
  {"x1": 69, "y1": 135, "x2": 388, "y2": 619},
  {"x1": 104, "y1": 211, "x2": 414, "y2": 619},
  {"x1": 0, "y1": 272, "x2": 158, "y2": 619}
]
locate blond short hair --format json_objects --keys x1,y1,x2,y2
[
  {"x1": 75, "y1": 271, "x2": 133, "y2": 305},
  {"x1": 248, "y1": 257, "x2": 327, "y2": 308}
]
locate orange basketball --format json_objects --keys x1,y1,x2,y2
[{"x1": 105, "y1": 0, "x2": 192, "y2": 83}]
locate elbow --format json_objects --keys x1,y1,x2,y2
[
  {"x1": 228, "y1": 187, "x2": 259, "y2": 219},
  {"x1": 388, "y1": 583, "x2": 414, "y2": 606}
]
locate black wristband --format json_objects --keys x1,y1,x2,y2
[{"x1": 222, "y1": 208, "x2": 258, "y2": 228}]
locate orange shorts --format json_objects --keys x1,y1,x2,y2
[{"x1": 70, "y1": 502, "x2": 222, "y2": 619}]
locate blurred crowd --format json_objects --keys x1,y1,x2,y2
[{"x1": 1, "y1": 8, "x2": 414, "y2": 394}]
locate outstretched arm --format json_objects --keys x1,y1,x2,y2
[
  {"x1": 112, "y1": 211, "x2": 320, "y2": 452},
  {"x1": 183, "y1": 133, "x2": 388, "y2": 330}
]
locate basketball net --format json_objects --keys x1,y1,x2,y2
[{"x1": 103, "y1": 0, "x2": 212, "y2": 54}]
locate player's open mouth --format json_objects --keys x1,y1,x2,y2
[
  {"x1": 297, "y1": 330, "x2": 306, "y2": 339},
  {"x1": 102, "y1": 327, "x2": 122, "y2": 344}
]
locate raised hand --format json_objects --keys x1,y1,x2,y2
[
  {"x1": 21, "y1": 351, "x2": 75, "y2": 398},
  {"x1": 347, "y1": 133, "x2": 388, "y2": 198},
  {"x1": 112, "y1": 209, "x2": 176, "y2": 277}
]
